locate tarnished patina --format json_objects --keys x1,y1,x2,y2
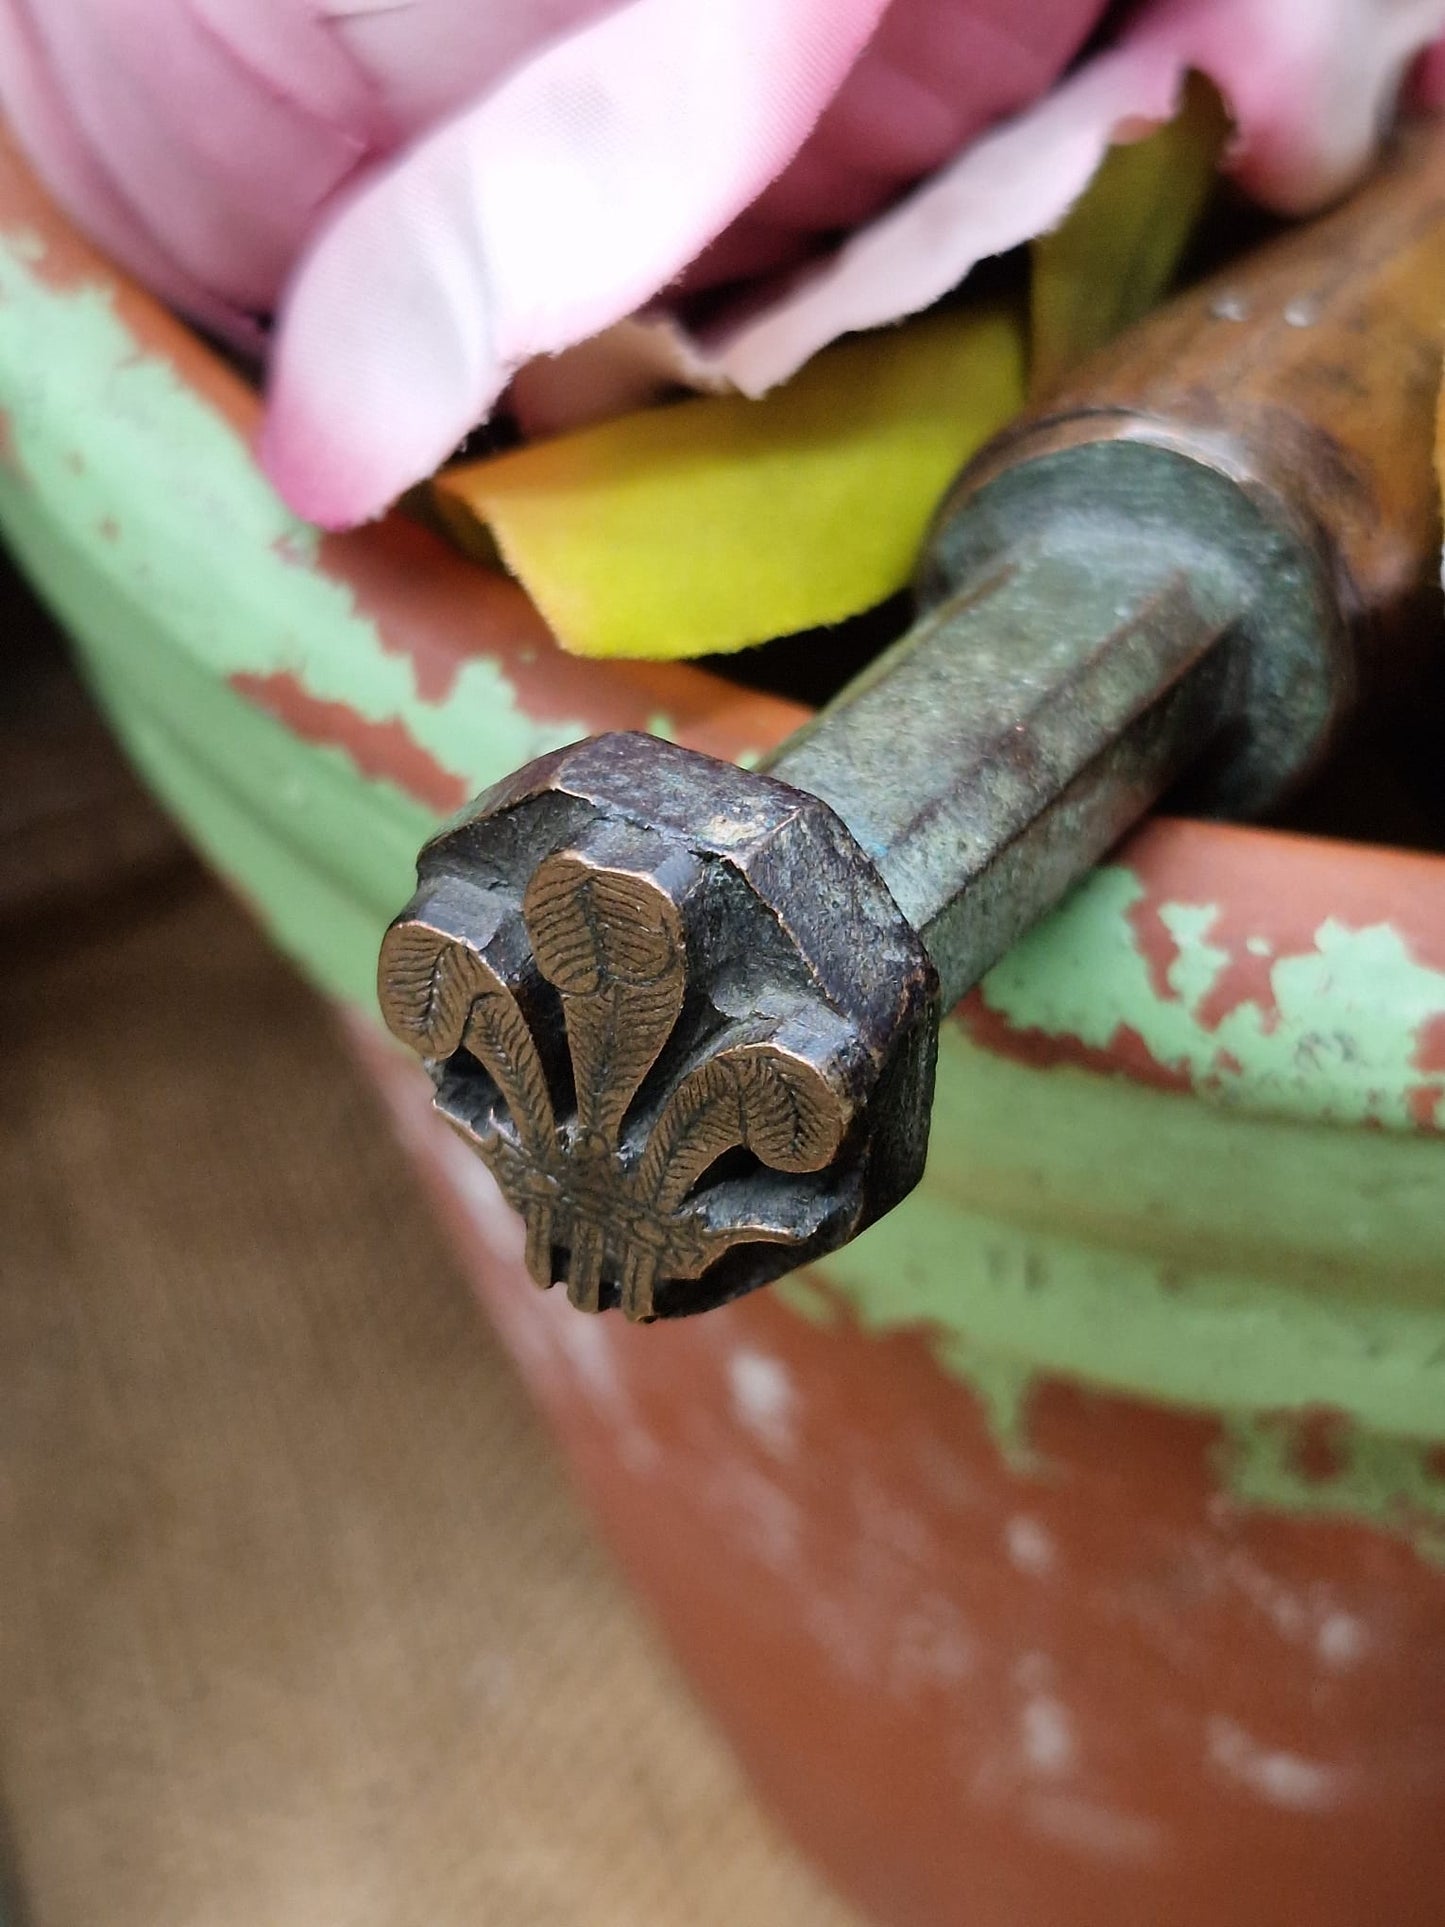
[
  {"x1": 378, "y1": 117, "x2": 1445, "y2": 1315},
  {"x1": 4, "y1": 113, "x2": 1445, "y2": 1523},
  {"x1": 379, "y1": 736, "x2": 937, "y2": 1318},
  {"x1": 379, "y1": 426, "x2": 1358, "y2": 1317}
]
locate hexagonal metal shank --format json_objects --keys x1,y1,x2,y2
[
  {"x1": 378, "y1": 437, "x2": 1351, "y2": 1317},
  {"x1": 379, "y1": 735, "x2": 939, "y2": 1319}
]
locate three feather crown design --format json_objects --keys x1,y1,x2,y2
[
  {"x1": 381, "y1": 848, "x2": 850, "y2": 1321},
  {"x1": 378, "y1": 736, "x2": 939, "y2": 1321}
]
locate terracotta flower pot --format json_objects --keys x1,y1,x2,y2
[{"x1": 2, "y1": 124, "x2": 1443, "y2": 1927}]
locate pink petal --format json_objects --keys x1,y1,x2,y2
[
  {"x1": 324, "y1": 0, "x2": 619, "y2": 136},
  {"x1": 693, "y1": 0, "x2": 1105, "y2": 288},
  {"x1": 0, "y1": 0, "x2": 255, "y2": 339},
  {"x1": 506, "y1": 317, "x2": 728, "y2": 440},
  {"x1": 261, "y1": 0, "x2": 891, "y2": 527},
  {"x1": 707, "y1": 46, "x2": 1184, "y2": 395},
  {"x1": 1408, "y1": 29, "x2": 1445, "y2": 105},
  {"x1": 18, "y1": 0, "x2": 376, "y2": 312},
  {"x1": 1163, "y1": 0, "x2": 1445, "y2": 213},
  {"x1": 193, "y1": 0, "x2": 384, "y2": 138},
  {"x1": 706, "y1": 0, "x2": 1445, "y2": 396}
]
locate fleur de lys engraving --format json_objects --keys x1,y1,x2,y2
[
  {"x1": 380, "y1": 849, "x2": 849, "y2": 1320},
  {"x1": 378, "y1": 733, "x2": 939, "y2": 1319}
]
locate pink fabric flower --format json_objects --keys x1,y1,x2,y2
[{"x1": 2, "y1": 0, "x2": 1442, "y2": 530}]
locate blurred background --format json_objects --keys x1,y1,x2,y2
[{"x1": 0, "y1": 554, "x2": 859, "y2": 1927}]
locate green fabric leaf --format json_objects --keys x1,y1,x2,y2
[{"x1": 1030, "y1": 72, "x2": 1230, "y2": 398}]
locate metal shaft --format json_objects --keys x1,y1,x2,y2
[
  {"x1": 378, "y1": 125, "x2": 1445, "y2": 1319},
  {"x1": 761, "y1": 425, "x2": 1347, "y2": 1013},
  {"x1": 765, "y1": 522, "x2": 1243, "y2": 1009},
  {"x1": 378, "y1": 444, "x2": 1341, "y2": 1319}
]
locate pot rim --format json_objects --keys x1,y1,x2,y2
[{"x1": 1, "y1": 118, "x2": 1443, "y2": 1138}]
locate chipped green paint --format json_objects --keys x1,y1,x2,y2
[
  {"x1": 1221, "y1": 1415, "x2": 1445, "y2": 1566},
  {"x1": 983, "y1": 867, "x2": 1445, "y2": 1130},
  {"x1": 811, "y1": 1026, "x2": 1445, "y2": 1441},
  {"x1": 2, "y1": 224, "x2": 1444, "y2": 1547},
  {"x1": 1157, "y1": 899, "x2": 1227, "y2": 1009},
  {"x1": 0, "y1": 228, "x2": 586, "y2": 797},
  {"x1": 775, "y1": 1269, "x2": 1039, "y2": 1459}
]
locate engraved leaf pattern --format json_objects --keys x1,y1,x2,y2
[
  {"x1": 378, "y1": 920, "x2": 493, "y2": 1059},
  {"x1": 461, "y1": 979, "x2": 557, "y2": 1161},
  {"x1": 618, "y1": 1248, "x2": 659, "y2": 1324},
  {"x1": 565, "y1": 1219, "x2": 607, "y2": 1315},
  {"x1": 388, "y1": 849, "x2": 857, "y2": 1323},
  {"x1": 525, "y1": 853, "x2": 685, "y2": 1149},
  {"x1": 644, "y1": 1043, "x2": 846, "y2": 1216},
  {"x1": 381, "y1": 915, "x2": 556, "y2": 1161}
]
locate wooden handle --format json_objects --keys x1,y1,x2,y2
[{"x1": 988, "y1": 118, "x2": 1445, "y2": 700}]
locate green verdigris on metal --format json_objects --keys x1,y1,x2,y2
[{"x1": 1, "y1": 226, "x2": 1443, "y2": 1546}]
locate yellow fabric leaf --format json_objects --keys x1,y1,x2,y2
[
  {"x1": 1029, "y1": 72, "x2": 1230, "y2": 398},
  {"x1": 432, "y1": 305, "x2": 1025, "y2": 660}
]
